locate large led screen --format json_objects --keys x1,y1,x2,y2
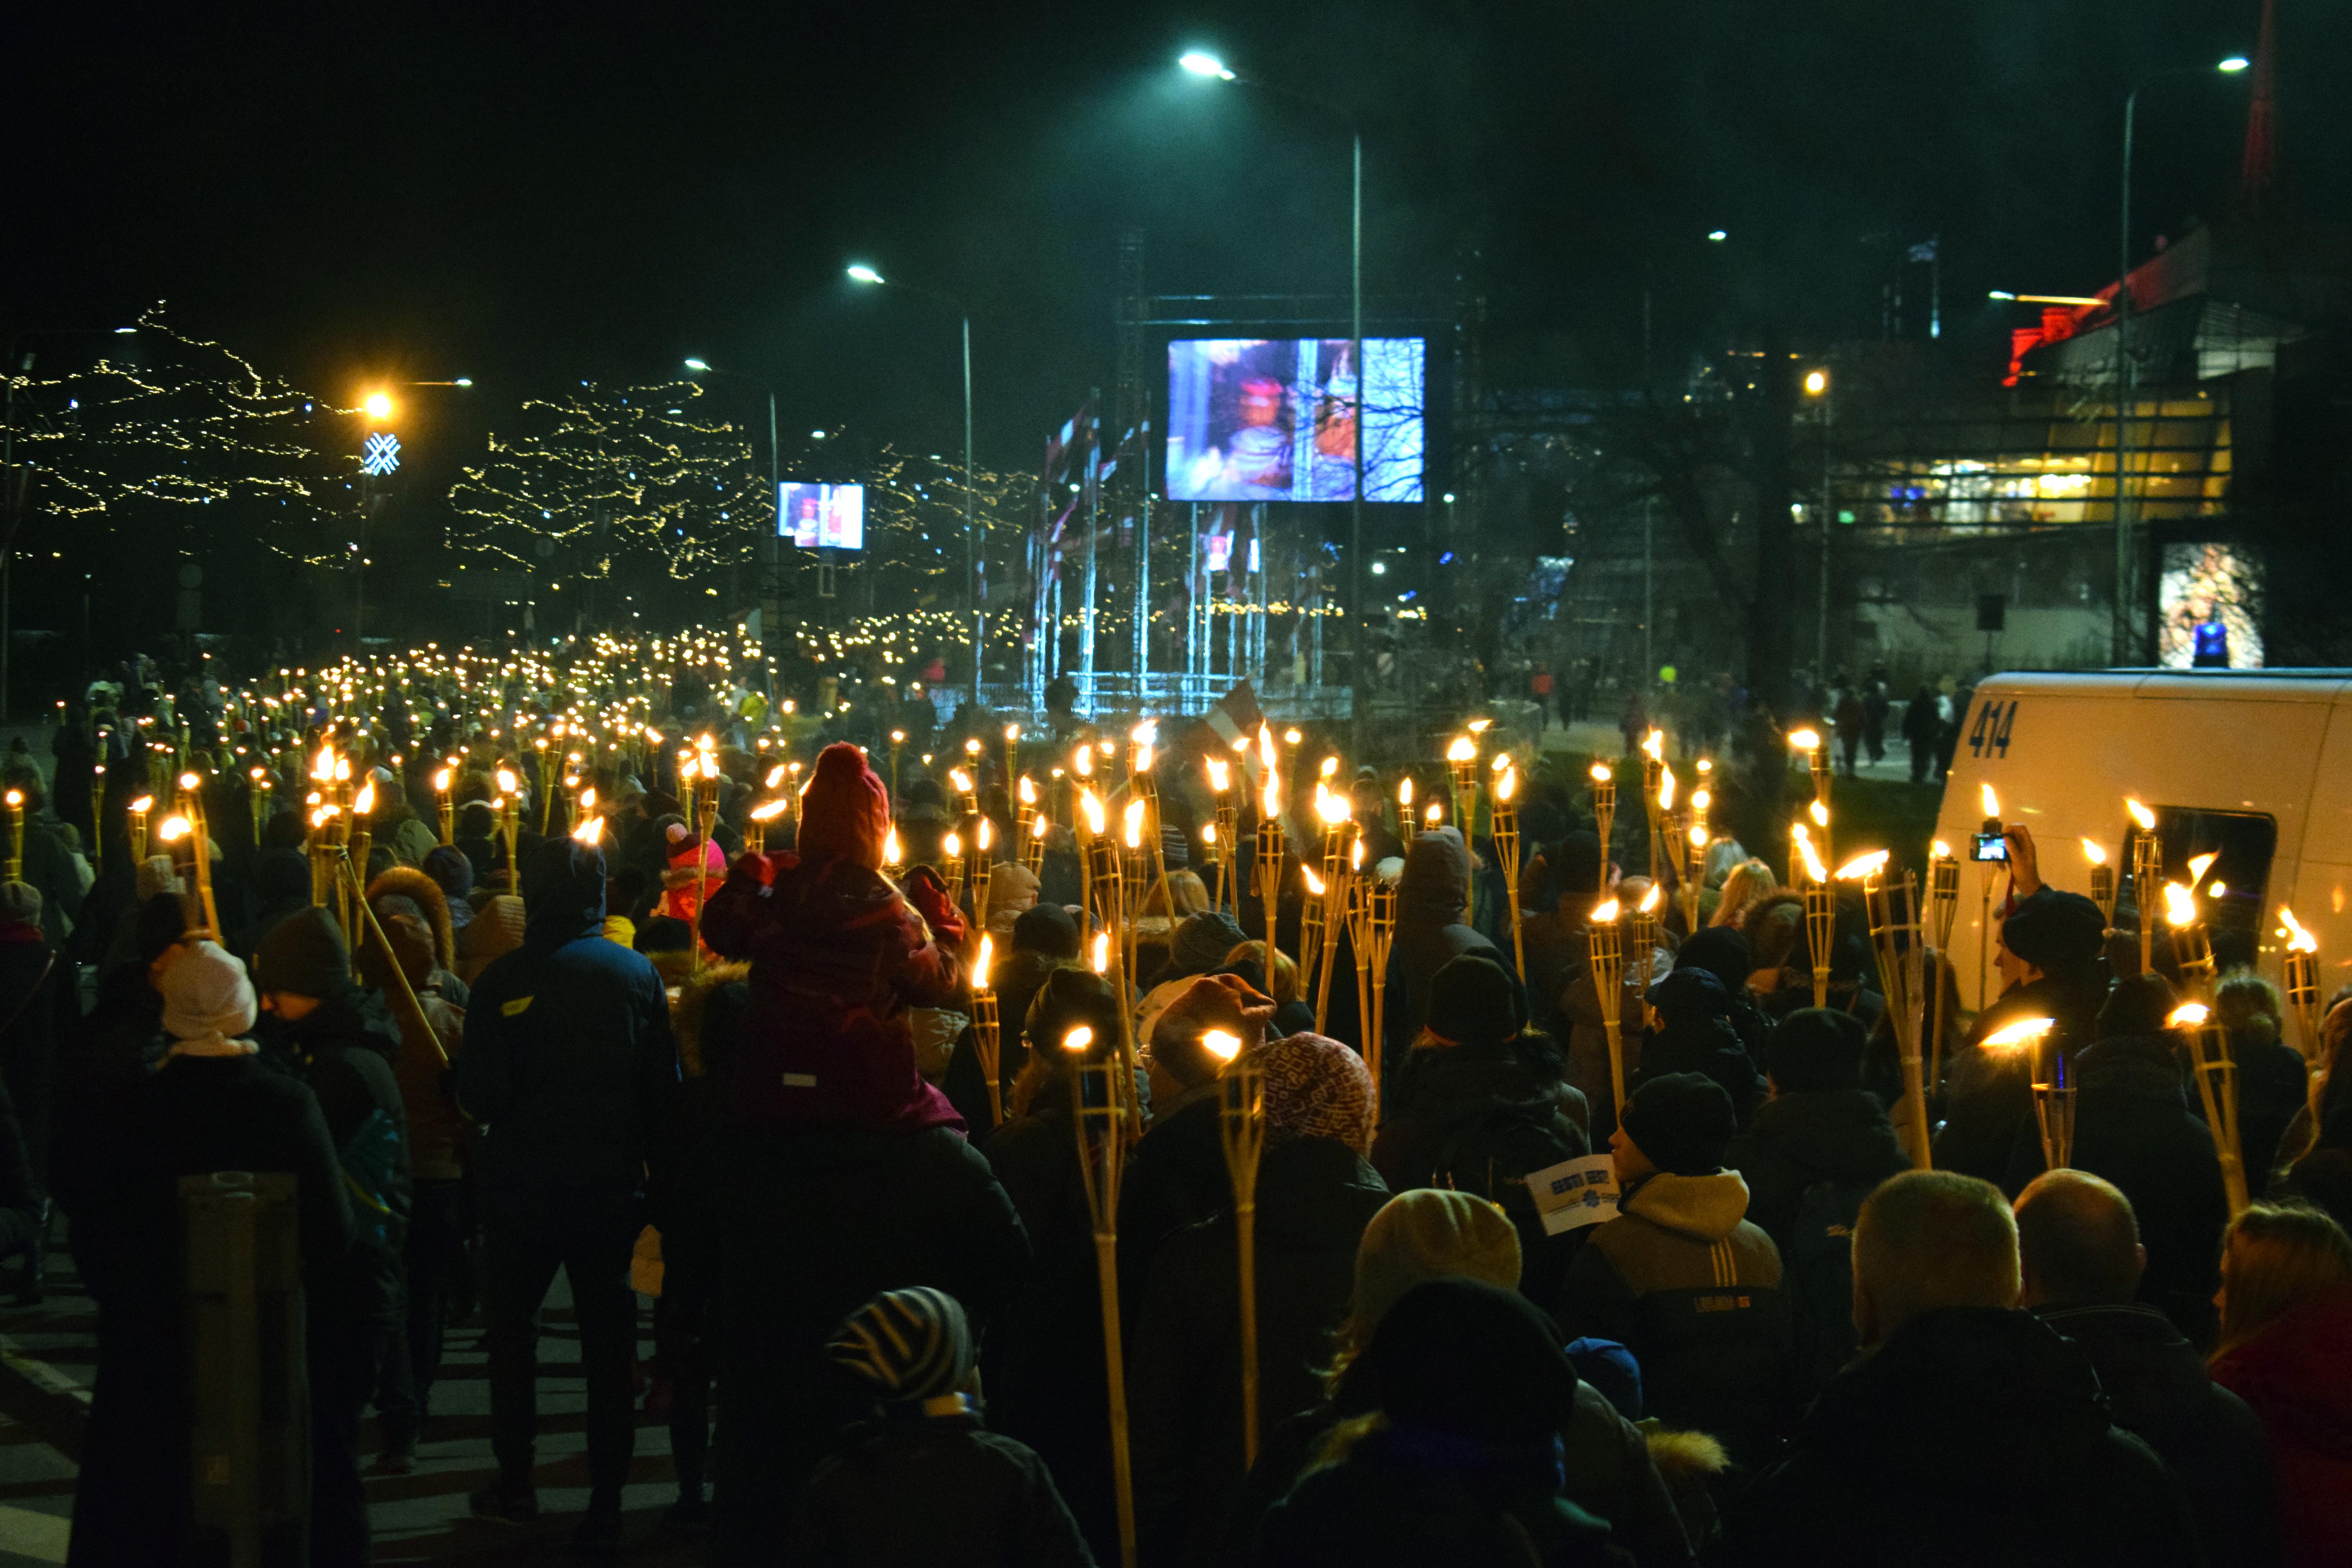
[
  {"x1": 1167, "y1": 338, "x2": 1425, "y2": 503},
  {"x1": 2160, "y1": 541, "x2": 2263, "y2": 669},
  {"x1": 778, "y1": 481, "x2": 864, "y2": 550}
]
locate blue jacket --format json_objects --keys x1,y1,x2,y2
[{"x1": 455, "y1": 838, "x2": 678, "y2": 1221}]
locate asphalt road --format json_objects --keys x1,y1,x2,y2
[{"x1": 0, "y1": 1232, "x2": 707, "y2": 1564}]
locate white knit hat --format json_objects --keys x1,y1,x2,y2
[{"x1": 162, "y1": 940, "x2": 257, "y2": 1042}]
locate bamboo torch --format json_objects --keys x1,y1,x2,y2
[
  {"x1": 89, "y1": 765, "x2": 105, "y2": 876},
  {"x1": 2083, "y1": 838, "x2": 2116, "y2": 932},
  {"x1": 1004, "y1": 722, "x2": 1021, "y2": 787},
  {"x1": 1791, "y1": 822, "x2": 1833, "y2": 1007},
  {"x1": 1024, "y1": 804, "x2": 1051, "y2": 878},
  {"x1": 2128, "y1": 797, "x2": 2160, "y2": 977},
  {"x1": 1640, "y1": 728, "x2": 1666, "y2": 885},
  {"x1": 433, "y1": 764, "x2": 455, "y2": 844},
  {"x1": 1446, "y1": 735, "x2": 1479, "y2": 909},
  {"x1": 2165, "y1": 875, "x2": 2216, "y2": 999},
  {"x1": 1368, "y1": 876, "x2": 1397, "y2": 1110},
  {"x1": 1256, "y1": 764, "x2": 1284, "y2": 965},
  {"x1": 970, "y1": 935, "x2": 1003, "y2": 1127},
  {"x1": 1587, "y1": 898, "x2": 1626, "y2": 1120},
  {"x1": 1205, "y1": 758, "x2": 1238, "y2": 917},
  {"x1": 1062, "y1": 1023, "x2": 1139, "y2": 1568},
  {"x1": 1397, "y1": 773, "x2": 1416, "y2": 849},
  {"x1": 0, "y1": 791, "x2": 19, "y2": 886},
  {"x1": 1681, "y1": 820, "x2": 1710, "y2": 935},
  {"x1": 1844, "y1": 851, "x2": 1933, "y2": 1169},
  {"x1": 1928, "y1": 840, "x2": 1960, "y2": 1091},
  {"x1": 1347, "y1": 838, "x2": 1373, "y2": 1049},
  {"x1": 2280, "y1": 906, "x2": 2323, "y2": 1062},
  {"x1": 495, "y1": 765, "x2": 522, "y2": 894},
  {"x1": 971, "y1": 816, "x2": 995, "y2": 932},
  {"x1": 176, "y1": 771, "x2": 221, "y2": 940},
  {"x1": 1121, "y1": 800, "x2": 1149, "y2": 985},
  {"x1": 746, "y1": 796, "x2": 783, "y2": 855},
  {"x1": 1206, "y1": 1027, "x2": 1265, "y2": 1466},
  {"x1": 2171, "y1": 1002, "x2": 2249, "y2": 1214},
  {"x1": 1015, "y1": 772, "x2": 1038, "y2": 841},
  {"x1": 1313, "y1": 787, "x2": 1352, "y2": 1030},
  {"x1": 1628, "y1": 882, "x2": 1663, "y2": 1018},
  {"x1": 1492, "y1": 762, "x2": 1525, "y2": 981},
  {"x1": 1985, "y1": 1016, "x2": 2064, "y2": 1170},
  {"x1": 1588, "y1": 762, "x2": 1615, "y2": 891},
  {"x1": 943, "y1": 831, "x2": 967, "y2": 915},
  {"x1": 889, "y1": 730, "x2": 905, "y2": 802}
]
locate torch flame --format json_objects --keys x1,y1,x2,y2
[
  {"x1": 949, "y1": 767, "x2": 972, "y2": 796},
  {"x1": 497, "y1": 767, "x2": 518, "y2": 795},
  {"x1": 1982, "y1": 1016, "x2": 2057, "y2": 1050},
  {"x1": 1660, "y1": 766, "x2": 1677, "y2": 811},
  {"x1": 765, "y1": 764, "x2": 787, "y2": 789},
  {"x1": 1691, "y1": 788, "x2": 1710, "y2": 813},
  {"x1": 1399, "y1": 775, "x2": 1414, "y2": 805},
  {"x1": 1018, "y1": 774, "x2": 1037, "y2": 804},
  {"x1": 1809, "y1": 799, "x2": 1829, "y2": 829},
  {"x1": 1423, "y1": 801, "x2": 1442, "y2": 828},
  {"x1": 1447, "y1": 735, "x2": 1475, "y2": 764},
  {"x1": 1091, "y1": 931, "x2": 1111, "y2": 975},
  {"x1": 2167, "y1": 1002, "x2": 2211, "y2": 1030},
  {"x1": 1123, "y1": 799, "x2": 1147, "y2": 848},
  {"x1": 2081, "y1": 838, "x2": 2107, "y2": 866},
  {"x1": 973, "y1": 935, "x2": 994, "y2": 991},
  {"x1": 1932, "y1": 839, "x2": 1953, "y2": 860},
  {"x1": 1261, "y1": 771, "x2": 1282, "y2": 819},
  {"x1": 2187, "y1": 851, "x2": 2218, "y2": 886},
  {"x1": 1592, "y1": 898, "x2": 1621, "y2": 924},
  {"x1": 570, "y1": 814, "x2": 603, "y2": 844},
  {"x1": 1835, "y1": 849, "x2": 1891, "y2": 882},
  {"x1": 1257, "y1": 724, "x2": 1276, "y2": 771},
  {"x1": 353, "y1": 782, "x2": 376, "y2": 816},
  {"x1": 1589, "y1": 762, "x2": 1611, "y2": 784},
  {"x1": 1062, "y1": 1024, "x2": 1094, "y2": 1054},
  {"x1": 1205, "y1": 759, "x2": 1229, "y2": 793},
  {"x1": 129, "y1": 795, "x2": 154, "y2": 814},
  {"x1": 1031, "y1": 811, "x2": 1050, "y2": 840},
  {"x1": 433, "y1": 767, "x2": 452, "y2": 793},
  {"x1": 883, "y1": 828, "x2": 903, "y2": 866},
  {"x1": 1302, "y1": 866, "x2": 1325, "y2": 896},
  {"x1": 178, "y1": 771, "x2": 200, "y2": 792},
  {"x1": 977, "y1": 817, "x2": 993, "y2": 852},
  {"x1": 1791, "y1": 824, "x2": 1829, "y2": 884},
  {"x1": 1074, "y1": 746, "x2": 1093, "y2": 780},
  {"x1": 158, "y1": 816, "x2": 191, "y2": 843},
  {"x1": 1202, "y1": 1029, "x2": 1242, "y2": 1064},
  {"x1": 1497, "y1": 767, "x2": 1517, "y2": 804},
  {"x1": 1637, "y1": 882, "x2": 1661, "y2": 913},
  {"x1": 1322, "y1": 755, "x2": 1339, "y2": 780},
  {"x1": 750, "y1": 800, "x2": 787, "y2": 822},
  {"x1": 1080, "y1": 790, "x2": 1105, "y2": 836},
  {"x1": 312, "y1": 745, "x2": 335, "y2": 781},
  {"x1": 1787, "y1": 728, "x2": 1821, "y2": 752},
  {"x1": 2279, "y1": 907, "x2": 2318, "y2": 953},
  {"x1": 1316, "y1": 790, "x2": 1350, "y2": 827},
  {"x1": 2163, "y1": 882, "x2": 2197, "y2": 927},
  {"x1": 1005, "y1": 723, "x2": 1021, "y2": 742},
  {"x1": 1202, "y1": 822, "x2": 1217, "y2": 846},
  {"x1": 1351, "y1": 837, "x2": 1364, "y2": 869},
  {"x1": 2127, "y1": 797, "x2": 2156, "y2": 832},
  {"x1": 943, "y1": 831, "x2": 962, "y2": 860},
  {"x1": 1642, "y1": 729, "x2": 1664, "y2": 761}
]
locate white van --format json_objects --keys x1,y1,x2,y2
[{"x1": 1931, "y1": 669, "x2": 2352, "y2": 1015}]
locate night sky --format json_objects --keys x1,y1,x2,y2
[{"x1": 5, "y1": 2, "x2": 2339, "y2": 480}]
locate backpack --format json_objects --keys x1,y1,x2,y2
[
  {"x1": 1784, "y1": 1174, "x2": 1876, "y2": 1397},
  {"x1": 338, "y1": 1106, "x2": 408, "y2": 1251},
  {"x1": 1429, "y1": 1098, "x2": 1587, "y2": 1271}
]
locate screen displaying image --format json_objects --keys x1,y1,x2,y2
[
  {"x1": 2159, "y1": 541, "x2": 2263, "y2": 669},
  {"x1": 1167, "y1": 338, "x2": 1425, "y2": 503},
  {"x1": 778, "y1": 482, "x2": 864, "y2": 550}
]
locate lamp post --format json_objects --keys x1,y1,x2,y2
[
  {"x1": 847, "y1": 265, "x2": 980, "y2": 708},
  {"x1": 2114, "y1": 54, "x2": 2251, "y2": 664},
  {"x1": 1803, "y1": 368, "x2": 1830, "y2": 678},
  {"x1": 1181, "y1": 51, "x2": 1363, "y2": 757},
  {"x1": 682, "y1": 358, "x2": 782, "y2": 583}
]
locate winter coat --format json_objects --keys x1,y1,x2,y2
[
  {"x1": 650, "y1": 967, "x2": 748, "y2": 1339},
  {"x1": 1116, "y1": 1087, "x2": 1230, "y2": 1323},
  {"x1": 782, "y1": 1408, "x2": 1096, "y2": 1568},
  {"x1": 230, "y1": 850, "x2": 316, "y2": 965},
  {"x1": 1634, "y1": 1016, "x2": 1764, "y2": 1129},
  {"x1": 701, "y1": 847, "x2": 966, "y2": 1134},
  {"x1": 50, "y1": 964, "x2": 165, "y2": 1301},
  {"x1": 452, "y1": 840, "x2": 679, "y2": 1225},
  {"x1": 2034, "y1": 1302, "x2": 2280, "y2": 1568},
  {"x1": 2001, "y1": 1032, "x2": 2229, "y2": 1343},
  {"x1": 1383, "y1": 829, "x2": 1512, "y2": 1051},
  {"x1": 2210, "y1": 1286, "x2": 2352, "y2": 1568},
  {"x1": 1966, "y1": 956, "x2": 2112, "y2": 1066},
  {"x1": 2210, "y1": 1028, "x2": 2307, "y2": 1201},
  {"x1": 660, "y1": 833, "x2": 728, "y2": 926},
  {"x1": 1562, "y1": 969, "x2": 1651, "y2": 1139},
  {"x1": 1553, "y1": 1169, "x2": 1793, "y2": 1463},
  {"x1": 1241, "y1": 1377, "x2": 1692, "y2": 1568},
  {"x1": 1721, "y1": 1307, "x2": 2199, "y2": 1568},
  {"x1": 254, "y1": 986, "x2": 412, "y2": 1331},
  {"x1": 1246, "y1": 1426, "x2": 1629, "y2": 1568},
  {"x1": 361, "y1": 921, "x2": 468, "y2": 1184},
  {"x1": 1724, "y1": 1088, "x2": 1907, "y2": 1255},
  {"x1": 1129, "y1": 1134, "x2": 1390, "y2": 1565},
  {"x1": 711, "y1": 1125, "x2": 1028, "y2": 1554}
]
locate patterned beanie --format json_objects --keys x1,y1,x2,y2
[
  {"x1": 1259, "y1": 1031, "x2": 1377, "y2": 1153},
  {"x1": 826, "y1": 1287, "x2": 973, "y2": 1404}
]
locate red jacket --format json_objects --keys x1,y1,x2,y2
[
  {"x1": 2211, "y1": 1285, "x2": 2352, "y2": 1568},
  {"x1": 701, "y1": 849, "x2": 966, "y2": 1135}
]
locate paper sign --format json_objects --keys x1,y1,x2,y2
[{"x1": 1528, "y1": 1153, "x2": 1621, "y2": 1236}]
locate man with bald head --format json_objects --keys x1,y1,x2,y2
[
  {"x1": 1722, "y1": 1171, "x2": 2195, "y2": 1567},
  {"x1": 2016, "y1": 1171, "x2": 2279, "y2": 1568}
]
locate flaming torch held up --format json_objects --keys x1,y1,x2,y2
[
  {"x1": 2171, "y1": 1002, "x2": 2249, "y2": 1215},
  {"x1": 2279, "y1": 907, "x2": 2323, "y2": 1062},
  {"x1": 1587, "y1": 898, "x2": 1627, "y2": 1118}
]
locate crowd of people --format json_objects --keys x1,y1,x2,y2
[{"x1": 5, "y1": 664, "x2": 2348, "y2": 1566}]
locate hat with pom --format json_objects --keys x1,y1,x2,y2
[{"x1": 797, "y1": 742, "x2": 891, "y2": 869}]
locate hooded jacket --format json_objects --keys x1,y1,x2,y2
[
  {"x1": 1724, "y1": 1088, "x2": 1907, "y2": 1254},
  {"x1": 1383, "y1": 830, "x2": 1511, "y2": 1051},
  {"x1": 2001, "y1": 1032, "x2": 2229, "y2": 1341},
  {"x1": 1554, "y1": 1169, "x2": 1793, "y2": 1462},
  {"x1": 452, "y1": 839, "x2": 679, "y2": 1221},
  {"x1": 2210, "y1": 1287, "x2": 2352, "y2": 1568},
  {"x1": 1723, "y1": 1307, "x2": 2200, "y2": 1568},
  {"x1": 1637, "y1": 970, "x2": 1766, "y2": 1127},
  {"x1": 701, "y1": 847, "x2": 966, "y2": 1134},
  {"x1": 2034, "y1": 1302, "x2": 2280, "y2": 1568},
  {"x1": 1129, "y1": 1135, "x2": 1391, "y2": 1565},
  {"x1": 365, "y1": 863, "x2": 471, "y2": 1007}
]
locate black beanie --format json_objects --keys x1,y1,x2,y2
[
  {"x1": 1365, "y1": 1277, "x2": 1580, "y2": 1446},
  {"x1": 2095, "y1": 971, "x2": 2180, "y2": 1040},
  {"x1": 1013, "y1": 902, "x2": 1082, "y2": 960},
  {"x1": 1765, "y1": 1007, "x2": 1868, "y2": 1092},
  {"x1": 1551, "y1": 831, "x2": 1604, "y2": 900},
  {"x1": 1426, "y1": 953, "x2": 1517, "y2": 1048},
  {"x1": 2000, "y1": 889, "x2": 2107, "y2": 973},
  {"x1": 1619, "y1": 1071, "x2": 1737, "y2": 1176},
  {"x1": 134, "y1": 891, "x2": 192, "y2": 965},
  {"x1": 254, "y1": 906, "x2": 351, "y2": 998}
]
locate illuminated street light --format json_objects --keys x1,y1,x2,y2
[
  {"x1": 1803, "y1": 369, "x2": 1828, "y2": 396},
  {"x1": 1988, "y1": 290, "x2": 2112, "y2": 307},
  {"x1": 2219, "y1": 56, "x2": 2250, "y2": 72},
  {"x1": 1707, "y1": 229, "x2": 1728, "y2": 242},
  {"x1": 1179, "y1": 51, "x2": 1235, "y2": 80},
  {"x1": 846, "y1": 264, "x2": 885, "y2": 285},
  {"x1": 362, "y1": 390, "x2": 395, "y2": 421},
  {"x1": 683, "y1": 357, "x2": 711, "y2": 371}
]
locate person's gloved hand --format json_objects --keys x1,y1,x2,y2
[{"x1": 900, "y1": 865, "x2": 965, "y2": 940}]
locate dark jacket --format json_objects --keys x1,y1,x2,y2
[
  {"x1": 1634, "y1": 1017, "x2": 1764, "y2": 1130},
  {"x1": 254, "y1": 987, "x2": 411, "y2": 1330},
  {"x1": 1553, "y1": 1169, "x2": 1793, "y2": 1463},
  {"x1": 2034, "y1": 1302, "x2": 2280, "y2": 1568},
  {"x1": 1722, "y1": 1307, "x2": 2200, "y2": 1568},
  {"x1": 453, "y1": 840, "x2": 678, "y2": 1224},
  {"x1": 0, "y1": 923, "x2": 65, "y2": 1205},
  {"x1": 1247, "y1": 1426, "x2": 1630, "y2": 1568},
  {"x1": 51, "y1": 962, "x2": 166, "y2": 1300},
  {"x1": 1129, "y1": 1134, "x2": 1390, "y2": 1566},
  {"x1": 712, "y1": 1124, "x2": 1029, "y2": 1556},
  {"x1": 1116, "y1": 1087, "x2": 1230, "y2": 1323},
  {"x1": 1724, "y1": 1088, "x2": 1907, "y2": 1254},
  {"x1": 2213, "y1": 1028, "x2": 2307, "y2": 1205},
  {"x1": 782, "y1": 1407, "x2": 1096, "y2": 1568},
  {"x1": 1384, "y1": 829, "x2": 1510, "y2": 1052},
  {"x1": 2002, "y1": 1032, "x2": 2229, "y2": 1343},
  {"x1": 1966, "y1": 956, "x2": 2112, "y2": 1065},
  {"x1": 1242, "y1": 1378, "x2": 1691, "y2": 1568}
]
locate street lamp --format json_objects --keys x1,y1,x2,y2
[
  {"x1": 1804, "y1": 369, "x2": 1832, "y2": 676},
  {"x1": 1180, "y1": 51, "x2": 1365, "y2": 755},
  {"x1": 2113, "y1": 53, "x2": 2254, "y2": 664},
  {"x1": 682, "y1": 358, "x2": 782, "y2": 557},
  {"x1": 846, "y1": 263, "x2": 979, "y2": 705}
]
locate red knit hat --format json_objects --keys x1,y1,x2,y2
[{"x1": 797, "y1": 742, "x2": 890, "y2": 868}]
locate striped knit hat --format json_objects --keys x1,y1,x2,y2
[{"x1": 825, "y1": 1287, "x2": 973, "y2": 1403}]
